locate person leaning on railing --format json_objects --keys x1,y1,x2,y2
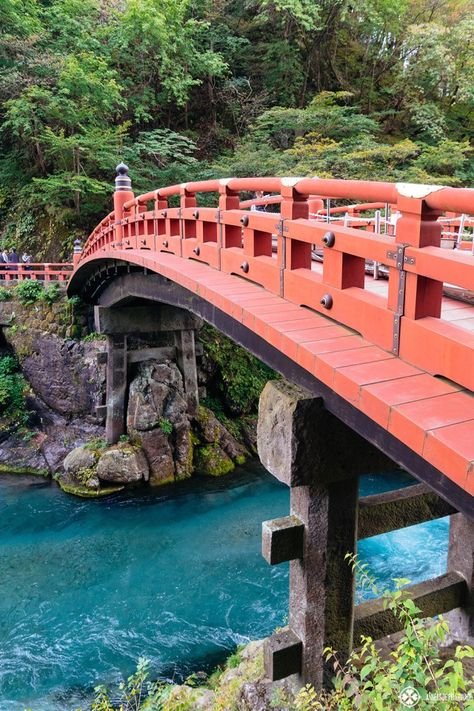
[
  {"x1": 0, "y1": 248, "x2": 9, "y2": 278},
  {"x1": 8, "y1": 248, "x2": 20, "y2": 272}
]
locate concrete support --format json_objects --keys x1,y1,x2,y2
[
  {"x1": 174, "y1": 329, "x2": 199, "y2": 416},
  {"x1": 105, "y1": 334, "x2": 127, "y2": 444},
  {"x1": 258, "y1": 380, "x2": 391, "y2": 689},
  {"x1": 447, "y1": 513, "x2": 474, "y2": 640}
]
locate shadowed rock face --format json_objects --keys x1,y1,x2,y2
[
  {"x1": 19, "y1": 334, "x2": 105, "y2": 418},
  {"x1": 0, "y1": 305, "x2": 250, "y2": 494}
]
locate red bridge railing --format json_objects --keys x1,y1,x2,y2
[
  {"x1": 78, "y1": 176, "x2": 474, "y2": 393},
  {"x1": 0, "y1": 263, "x2": 73, "y2": 281}
]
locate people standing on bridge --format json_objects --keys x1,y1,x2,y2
[
  {"x1": 21, "y1": 251, "x2": 32, "y2": 270},
  {"x1": 8, "y1": 248, "x2": 20, "y2": 272},
  {"x1": 251, "y1": 190, "x2": 266, "y2": 212},
  {"x1": 0, "y1": 248, "x2": 9, "y2": 278}
]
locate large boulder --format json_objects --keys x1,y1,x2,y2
[
  {"x1": 127, "y1": 362, "x2": 186, "y2": 432},
  {"x1": 7, "y1": 333, "x2": 105, "y2": 420},
  {"x1": 194, "y1": 405, "x2": 247, "y2": 463},
  {"x1": 63, "y1": 446, "x2": 96, "y2": 475},
  {"x1": 96, "y1": 447, "x2": 149, "y2": 483},
  {"x1": 127, "y1": 361, "x2": 193, "y2": 484},
  {"x1": 138, "y1": 430, "x2": 175, "y2": 486}
]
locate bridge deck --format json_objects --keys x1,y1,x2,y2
[
  {"x1": 78, "y1": 246, "x2": 474, "y2": 502},
  {"x1": 70, "y1": 175, "x2": 474, "y2": 514}
]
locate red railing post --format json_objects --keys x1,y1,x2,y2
[
  {"x1": 219, "y1": 180, "x2": 241, "y2": 252},
  {"x1": 113, "y1": 163, "x2": 134, "y2": 247},
  {"x1": 281, "y1": 179, "x2": 310, "y2": 272},
  {"x1": 395, "y1": 191, "x2": 443, "y2": 320}
]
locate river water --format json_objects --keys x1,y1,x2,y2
[{"x1": 0, "y1": 464, "x2": 449, "y2": 710}]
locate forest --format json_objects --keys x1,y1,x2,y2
[{"x1": 0, "y1": 0, "x2": 473, "y2": 260}]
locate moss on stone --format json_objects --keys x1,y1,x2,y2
[
  {"x1": 58, "y1": 479, "x2": 124, "y2": 498},
  {"x1": 234, "y1": 454, "x2": 246, "y2": 466},
  {"x1": 0, "y1": 464, "x2": 49, "y2": 477},
  {"x1": 195, "y1": 443, "x2": 235, "y2": 477}
]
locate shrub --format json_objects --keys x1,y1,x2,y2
[
  {"x1": 294, "y1": 556, "x2": 474, "y2": 710},
  {"x1": 0, "y1": 286, "x2": 13, "y2": 301},
  {"x1": 40, "y1": 282, "x2": 62, "y2": 304},
  {"x1": 159, "y1": 417, "x2": 173, "y2": 435},
  {"x1": 84, "y1": 437, "x2": 108, "y2": 451},
  {"x1": 14, "y1": 280, "x2": 44, "y2": 304},
  {"x1": 198, "y1": 323, "x2": 276, "y2": 416},
  {"x1": 0, "y1": 355, "x2": 29, "y2": 430}
]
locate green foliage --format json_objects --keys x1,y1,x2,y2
[
  {"x1": 13, "y1": 279, "x2": 45, "y2": 304},
  {"x1": 159, "y1": 417, "x2": 173, "y2": 435},
  {"x1": 294, "y1": 556, "x2": 474, "y2": 710},
  {"x1": 82, "y1": 332, "x2": 106, "y2": 342},
  {"x1": 91, "y1": 657, "x2": 164, "y2": 711},
  {"x1": 199, "y1": 324, "x2": 277, "y2": 416},
  {"x1": 84, "y1": 437, "x2": 108, "y2": 451},
  {"x1": 0, "y1": 355, "x2": 29, "y2": 430},
  {"x1": 1, "y1": 0, "x2": 473, "y2": 261},
  {"x1": 40, "y1": 282, "x2": 61, "y2": 304},
  {"x1": 0, "y1": 286, "x2": 13, "y2": 301}
]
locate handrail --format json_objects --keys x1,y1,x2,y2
[
  {"x1": 0, "y1": 263, "x2": 73, "y2": 281},
  {"x1": 77, "y1": 176, "x2": 474, "y2": 393}
]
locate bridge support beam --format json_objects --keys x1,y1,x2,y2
[
  {"x1": 105, "y1": 334, "x2": 127, "y2": 444},
  {"x1": 174, "y1": 329, "x2": 199, "y2": 416},
  {"x1": 447, "y1": 514, "x2": 474, "y2": 640},
  {"x1": 258, "y1": 380, "x2": 391, "y2": 690}
]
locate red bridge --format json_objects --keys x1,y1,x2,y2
[
  {"x1": 63, "y1": 166, "x2": 474, "y2": 688},
  {"x1": 68, "y1": 168, "x2": 474, "y2": 518}
]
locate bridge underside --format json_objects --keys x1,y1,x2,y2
[{"x1": 69, "y1": 252, "x2": 473, "y2": 518}]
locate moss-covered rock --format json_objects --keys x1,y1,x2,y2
[
  {"x1": 194, "y1": 443, "x2": 235, "y2": 477},
  {"x1": 58, "y1": 479, "x2": 124, "y2": 498},
  {"x1": 97, "y1": 446, "x2": 149, "y2": 483},
  {"x1": 0, "y1": 463, "x2": 49, "y2": 477}
]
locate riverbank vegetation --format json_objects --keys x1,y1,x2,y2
[
  {"x1": 83, "y1": 578, "x2": 474, "y2": 710},
  {"x1": 1, "y1": 0, "x2": 473, "y2": 258},
  {"x1": 0, "y1": 354, "x2": 28, "y2": 431}
]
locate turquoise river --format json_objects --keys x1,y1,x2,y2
[{"x1": 0, "y1": 463, "x2": 449, "y2": 710}]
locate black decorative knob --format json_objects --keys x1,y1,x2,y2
[
  {"x1": 193, "y1": 210, "x2": 199, "y2": 219},
  {"x1": 240, "y1": 261, "x2": 249, "y2": 273},
  {"x1": 193, "y1": 246, "x2": 200, "y2": 256},
  {"x1": 163, "y1": 240, "x2": 168, "y2": 248},
  {"x1": 322, "y1": 231, "x2": 335, "y2": 247},
  {"x1": 240, "y1": 215, "x2": 249, "y2": 226},
  {"x1": 320, "y1": 294, "x2": 333, "y2": 309},
  {"x1": 115, "y1": 163, "x2": 131, "y2": 192},
  {"x1": 162, "y1": 210, "x2": 167, "y2": 218}
]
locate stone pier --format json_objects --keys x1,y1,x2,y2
[
  {"x1": 95, "y1": 303, "x2": 201, "y2": 444},
  {"x1": 257, "y1": 380, "x2": 470, "y2": 691}
]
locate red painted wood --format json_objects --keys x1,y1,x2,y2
[{"x1": 73, "y1": 176, "x2": 474, "y2": 497}]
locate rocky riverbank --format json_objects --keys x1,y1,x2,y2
[{"x1": 0, "y1": 286, "x2": 270, "y2": 496}]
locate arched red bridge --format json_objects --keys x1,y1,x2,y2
[{"x1": 68, "y1": 170, "x2": 474, "y2": 517}]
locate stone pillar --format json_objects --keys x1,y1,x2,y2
[
  {"x1": 258, "y1": 380, "x2": 391, "y2": 689},
  {"x1": 105, "y1": 334, "x2": 127, "y2": 444},
  {"x1": 447, "y1": 513, "x2": 474, "y2": 640},
  {"x1": 289, "y1": 476, "x2": 358, "y2": 688},
  {"x1": 174, "y1": 329, "x2": 199, "y2": 416}
]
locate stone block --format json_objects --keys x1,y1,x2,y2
[
  {"x1": 257, "y1": 380, "x2": 391, "y2": 486},
  {"x1": 264, "y1": 628, "x2": 302, "y2": 681},
  {"x1": 262, "y1": 516, "x2": 304, "y2": 565}
]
